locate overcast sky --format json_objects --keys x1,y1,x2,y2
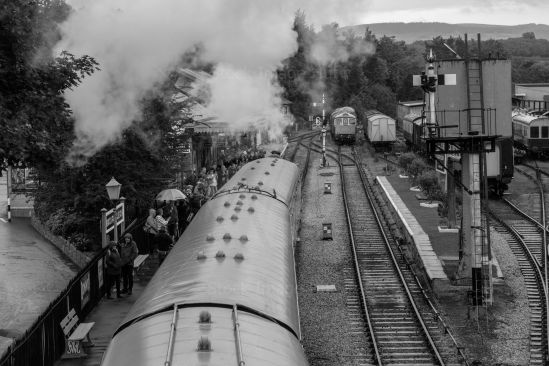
[{"x1": 352, "y1": 0, "x2": 549, "y2": 26}]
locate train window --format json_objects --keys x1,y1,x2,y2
[
  {"x1": 543, "y1": 126, "x2": 549, "y2": 138},
  {"x1": 531, "y1": 126, "x2": 539, "y2": 138}
]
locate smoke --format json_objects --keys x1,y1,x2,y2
[{"x1": 56, "y1": 0, "x2": 366, "y2": 164}]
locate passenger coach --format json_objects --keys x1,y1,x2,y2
[
  {"x1": 330, "y1": 106, "x2": 357, "y2": 143},
  {"x1": 512, "y1": 111, "x2": 549, "y2": 156}
]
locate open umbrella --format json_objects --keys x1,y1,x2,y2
[{"x1": 155, "y1": 188, "x2": 187, "y2": 201}]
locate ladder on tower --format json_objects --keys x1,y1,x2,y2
[{"x1": 465, "y1": 34, "x2": 485, "y2": 135}]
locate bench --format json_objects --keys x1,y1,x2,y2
[
  {"x1": 60, "y1": 308, "x2": 95, "y2": 359},
  {"x1": 133, "y1": 254, "x2": 149, "y2": 277}
]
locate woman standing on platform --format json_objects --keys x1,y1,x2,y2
[
  {"x1": 119, "y1": 233, "x2": 138, "y2": 295},
  {"x1": 105, "y1": 241, "x2": 122, "y2": 299}
]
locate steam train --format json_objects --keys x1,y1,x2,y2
[
  {"x1": 100, "y1": 158, "x2": 309, "y2": 365},
  {"x1": 330, "y1": 106, "x2": 357, "y2": 143},
  {"x1": 402, "y1": 113, "x2": 514, "y2": 195},
  {"x1": 512, "y1": 110, "x2": 549, "y2": 157}
]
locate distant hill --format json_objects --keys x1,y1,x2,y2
[{"x1": 341, "y1": 22, "x2": 549, "y2": 43}]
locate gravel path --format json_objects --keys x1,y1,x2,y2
[{"x1": 295, "y1": 143, "x2": 373, "y2": 366}]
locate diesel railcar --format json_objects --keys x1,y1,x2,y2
[
  {"x1": 330, "y1": 106, "x2": 357, "y2": 143},
  {"x1": 402, "y1": 113, "x2": 514, "y2": 195},
  {"x1": 364, "y1": 110, "x2": 396, "y2": 148},
  {"x1": 512, "y1": 111, "x2": 549, "y2": 157},
  {"x1": 100, "y1": 158, "x2": 309, "y2": 366}
]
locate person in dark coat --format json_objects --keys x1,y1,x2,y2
[
  {"x1": 156, "y1": 227, "x2": 174, "y2": 264},
  {"x1": 105, "y1": 241, "x2": 122, "y2": 299},
  {"x1": 119, "y1": 233, "x2": 139, "y2": 295}
]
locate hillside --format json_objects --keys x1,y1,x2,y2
[{"x1": 342, "y1": 22, "x2": 549, "y2": 43}]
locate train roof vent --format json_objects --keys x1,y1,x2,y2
[
  {"x1": 265, "y1": 171, "x2": 270, "y2": 175},
  {"x1": 271, "y1": 163, "x2": 275, "y2": 166},
  {"x1": 206, "y1": 235, "x2": 215, "y2": 242},
  {"x1": 234, "y1": 206, "x2": 242, "y2": 212},
  {"x1": 251, "y1": 167, "x2": 255, "y2": 170},
  {"x1": 258, "y1": 181, "x2": 263, "y2": 186},
  {"x1": 239, "y1": 194, "x2": 246, "y2": 199},
  {"x1": 216, "y1": 216, "x2": 224, "y2": 223},
  {"x1": 247, "y1": 207, "x2": 255, "y2": 213},
  {"x1": 236, "y1": 200, "x2": 243, "y2": 206},
  {"x1": 215, "y1": 250, "x2": 226, "y2": 259},
  {"x1": 223, "y1": 233, "x2": 232, "y2": 240},
  {"x1": 241, "y1": 177, "x2": 246, "y2": 181},
  {"x1": 199, "y1": 311, "x2": 211, "y2": 323},
  {"x1": 230, "y1": 214, "x2": 239, "y2": 221},
  {"x1": 197, "y1": 336, "x2": 211, "y2": 352},
  {"x1": 224, "y1": 201, "x2": 231, "y2": 207},
  {"x1": 234, "y1": 253, "x2": 244, "y2": 261},
  {"x1": 239, "y1": 235, "x2": 249, "y2": 242},
  {"x1": 197, "y1": 251, "x2": 206, "y2": 260},
  {"x1": 251, "y1": 195, "x2": 258, "y2": 200},
  {"x1": 256, "y1": 160, "x2": 261, "y2": 163}
]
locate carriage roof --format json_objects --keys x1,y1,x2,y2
[
  {"x1": 512, "y1": 112, "x2": 549, "y2": 126},
  {"x1": 331, "y1": 106, "x2": 356, "y2": 119}
]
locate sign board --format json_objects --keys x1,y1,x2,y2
[
  {"x1": 80, "y1": 272, "x2": 90, "y2": 309},
  {"x1": 105, "y1": 202, "x2": 125, "y2": 234},
  {"x1": 97, "y1": 258, "x2": 104, "y2": 289}
]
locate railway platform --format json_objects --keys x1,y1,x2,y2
[
  {"x1": 376, "y1": 174, "x2": 503, "y2": 289},
  {"x1": 54, "y1": 257, "x2": 158, "y2": 366}
]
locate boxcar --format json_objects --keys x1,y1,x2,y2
[
  {"x1": 330, "y1": 106, "x2": 357, "y2": 143},
  {"x1": 364, "y1": 110, "x2": 396, "y2": 147}
]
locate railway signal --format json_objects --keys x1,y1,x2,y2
[
  {"x1": 313, "y1": 94, "x2": 328, "y2": 167},
  {"x1": 413, "y1": 39, "x2": 496, "y2": 307}
]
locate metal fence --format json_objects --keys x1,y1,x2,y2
[{"x1": 0, "y1": 218, "x2": 149, "y2": 366}]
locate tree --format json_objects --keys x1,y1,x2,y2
[
  {"x1": 522, "y1": 32, "x2": 536, "y2": 40},
  {"x1": 0, "y1": 1, "x2": 98, "y2": 172}
]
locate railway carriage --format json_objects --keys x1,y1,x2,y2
[
  {"x1": 330, "y1": 106, "x2": 357, "y2": 143},
  {"x1": 402, "y1": 113, "x2": 513, "y2": 195},
  {"x1": 512, "y1": 111, "x2": 549, "y2": 156},
  {"x1": 100, "y1": 158, "x2": 309, "y2": 366},
  {"x1": 364, "y1": 110, "x2": 396, "y2": 148}
]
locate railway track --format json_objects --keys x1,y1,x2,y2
[
  {"x1": 487, "y1": 164, "x2": 549, "y2": 364},
  {"x1": 307, "y1": 141, "x2": 466, "y2": 365}
]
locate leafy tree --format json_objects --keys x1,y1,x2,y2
[{"x1": 0, "y1": 0, "x2": 98, "y2": 171}]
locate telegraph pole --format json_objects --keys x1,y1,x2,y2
[{"x1": 321, "y1": 93, "x2": 327, "y2": 167}]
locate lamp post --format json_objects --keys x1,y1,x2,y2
[{"x1": 105, "y1": 177, "x2": 122, "y2": 244}]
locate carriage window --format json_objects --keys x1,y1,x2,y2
[
  {"x1": 531, "y1": 126, "x2": 539, "y2": 138},
  {"x1": 543, "y1": 126, "x2": 549, "y2": 138}
]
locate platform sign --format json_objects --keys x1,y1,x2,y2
[
  {"x1": 80, "y1": 272, "x2": 90, "y2": 309},
  {"x1": 105, "y1": 202, "x2": 125, "y2": 234}
]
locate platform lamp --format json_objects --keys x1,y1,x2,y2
[{"x1": 105, "y1": 177, "x2": 122, "y2": 244}]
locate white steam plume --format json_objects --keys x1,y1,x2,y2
[{"x1": 56, "y1": 0, "x2": 366, "y2": 163}]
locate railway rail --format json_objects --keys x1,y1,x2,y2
[
  {"x1": 487, "y1": 164, "x2": 549, "y2": 364},
  {"x1": 305, "y1": 140, "x2": 467, "y2": 365}
]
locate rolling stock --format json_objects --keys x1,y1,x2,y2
[
  {"x1": 100, "y1": 158, "x2": 309, "y2": 366},
  {"x1": 402, "y1": 113, "x2": 513, "y2": 195},
  {"x1": 512, "y1": 111, "x2": 549, "y2": 157},
  {"x1": 364, "y1": 109, "x2": 396, "y2": 147},
  {"x1": 330, "y1": 106, "x2": 356, "y2": 143}
]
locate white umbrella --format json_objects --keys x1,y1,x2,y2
[{"x1": 155, "y1": 188, "x2": 187, "y2": 201}]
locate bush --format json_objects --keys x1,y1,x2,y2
[
  {"x1": 408, "y1": 158, "x2": 428, "y2": 181},
  {"x1": 417, "y1": 170, "x2": 442, "y2": 201},
  {"x1": 398, "y1": 152, "x2": 415, "y2": 171}
]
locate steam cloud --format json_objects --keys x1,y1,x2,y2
[{"x1": 56, "y1": 0, "x2": 366, "y2": 163}]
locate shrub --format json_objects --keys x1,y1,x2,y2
[
  {"x1": 408, "y1": 158, "x2": 428, "y2": 181},
  {"x1": 417, "y1": 170, "x2": 441, "y2": 201},
  {"x1": 398, "y1": 152, "x2": 415, "y2": 171}
]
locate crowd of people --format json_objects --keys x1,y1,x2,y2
[{"x1": 102, "y1": 148, "x2": 268, "y2": 299}]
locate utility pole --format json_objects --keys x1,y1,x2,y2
[{"x1": 321, "y1": 93, "x2": 327, "y2": 167}]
